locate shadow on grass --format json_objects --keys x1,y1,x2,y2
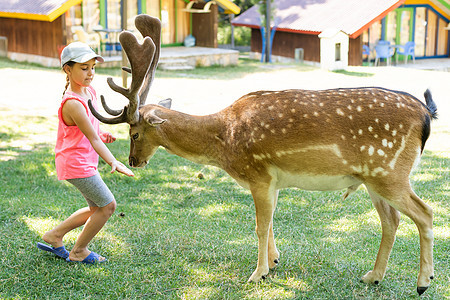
[{"x1": 0, "y1": 139, "x2": 448, "y2": 298}]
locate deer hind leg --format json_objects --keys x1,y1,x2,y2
[
  {"x1": 361, "y1": 188, "x2": 400, "y2": 285},
  {"x1": 248, "y1": 184, "x2": 277, "y2": 282},
  {"x1": 268, "y1": 190, "x2": 280, "y2": 269},
  {"x1": 398, "y1": 190, "x2": 434, "y2": 295},
  {"x1": 366, "y1": 186, "x2": 434, "y2": 295}
]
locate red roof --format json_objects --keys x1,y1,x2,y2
[{"x1": 232, "y1": 0, "x2": 405, "y2": 39}]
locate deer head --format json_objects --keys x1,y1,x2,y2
[{"x1": 88, "y1": 15, "x2": 169, "y2": 165}]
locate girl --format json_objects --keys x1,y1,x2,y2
[{"x1": 37, "y1": 42, "x2": 134, "y2": 264}]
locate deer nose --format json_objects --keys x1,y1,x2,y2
[{"x1": 129, "y1": 156, "x2": 137, "y2": 167}]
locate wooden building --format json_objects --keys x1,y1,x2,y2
[
  {"x1": 0, "y1": 0, "x2": 240, "y2": 66},
  {"x1": 232, "y1": 0, "x2": 450, "y2": 66}
]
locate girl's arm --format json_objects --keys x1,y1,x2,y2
[{"x1": 62, "y1": 100, "x2": 134, "y2": 177}]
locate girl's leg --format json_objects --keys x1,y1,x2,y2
[
  {"x1": 43, "y1": 206, "x2": 97, "y2": 248},
  {"x1": 68, "y1": 200, "x2": 116, "y2": 262},
  {"x1": 64, "y1": 173, "x2": 116, "y2": 262}
]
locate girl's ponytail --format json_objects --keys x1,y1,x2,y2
[
  {"x1": 62, "y1": 75, "x2": 70, "y2": 98},
  {"x1": 61, "y1": 61, "x2": 75, "y2": 98}
]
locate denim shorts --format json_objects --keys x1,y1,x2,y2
[{"x1": 67, "y1": 173, "x2": 115, "y2": 208}]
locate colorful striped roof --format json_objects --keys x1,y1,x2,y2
[
  {"x1": 0, "y1": 0, "x2": 81, "y2": 22},
  {"x1": 405, "y1": 0, "x2": 450, "y2": 19},
  {"x1": 232, "y1": 0, "x2": 405, "y2": 38}
]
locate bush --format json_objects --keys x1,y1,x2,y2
[{"x1": 218, "y1": 24, "x2": 251, "y2": 46}]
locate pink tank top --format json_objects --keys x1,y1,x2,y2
[{"x1": 55, "y1": 86, "x2": 100, "y2": 180}]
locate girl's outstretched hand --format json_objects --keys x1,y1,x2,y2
[
  {"x1": 100, "y1": 132, "x2": 116, "y2": 144},
  {"x1": 111, "y1": 160, "x2": 134, "y2": 177}
]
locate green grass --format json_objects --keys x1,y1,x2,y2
[
  {"x1": 1, "y1": 60, "x2": 449, "y2": 299},
  {"x1": 0, "y1": 56, "x2": 314, "y2": 81}
]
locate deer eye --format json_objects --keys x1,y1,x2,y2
[{"x1": 132, "y1": 133, "x2": 139, "y2": 140}]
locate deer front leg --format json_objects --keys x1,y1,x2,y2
[
  {"x1": 268, "y1": 190, "x2": 280, "y2": 269},
  {"x1": 362, "y1": 189, "x2": 400, "y2": 285},
  {"x1": 248, "y1": 184, "x2": 276, "y2": 282}
]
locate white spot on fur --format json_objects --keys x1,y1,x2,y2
[
  {"x1": 336, "y1": 108, "x2": 345, "y2": 116},
  {"x1": 351, "y1": 165, "x2": 362, "y2": 173},
  {"x1": 392, "y1": 129, "x2": 397, "y2": 136},
  {"x1": 358, "y1": 129, "x2": 363, "y2": 135},
  {"x1": 356, "y1": 106, "x2": 362, "y2": 112},
  {"x1": 370, "y1": 167, "x2": 388, "y2": 177},
  {"x1": 368, "y1": 126, "x2": 373, "y2": 132},
  {"x1": 377, "y1": 149, "x2": 385, "y2": 156},
  {"x1": 385, "y1": 123, "x2": 390, "y2": 131},
  {"x1": 382, "y1": 139, "x2": 388, "y2": 147},
  {"x1": 360, "y1": 145, "x2": 366, "y2": 152},
  {"x1": 368, "y1": 146, "x2": 374, "y2": 156},
  {"x1": 291, "y1": 109, "x2": 296, "y2": 113},
  {"x1": 253, "y1": 154, "x2": 263, "y2": 160},
  {"x1": 389, "y1": 129, "x2": 410, "y2": 169},
  {"x1": 268, "y1": 105, "x2": 274, "y2": 110}
]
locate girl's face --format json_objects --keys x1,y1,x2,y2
[{"x1": 64, "y1": 59, "x2": 96, "y2": 88}]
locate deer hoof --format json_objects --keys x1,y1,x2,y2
[
  {"x1": 248, "y1": 269, "x2": 269, "y2": 283},
  {"x1": 360, "y1": 271, "x2": 383, "y2": 285},
  {"x1": 417, "y1": 286, "x2": 428, "y2": 295}
]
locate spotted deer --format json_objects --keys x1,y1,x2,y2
[{"x1": 89, "y1": 15, "x2": 438, "y2": 295}]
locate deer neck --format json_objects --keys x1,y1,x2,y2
[{"x1": 157, "y1": 111, "x2": 223, "y2": 166}]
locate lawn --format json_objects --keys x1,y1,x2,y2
[{"x1": 0, "y1": 58, "x2": 449, "y2": 299}]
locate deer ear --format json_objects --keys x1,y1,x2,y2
[
  {"x1": 143, "y1": 110, "x2": 166, "y2": 126},
  {"x1": 158, "y1": 98, "x2": 172, "y2": 109}
]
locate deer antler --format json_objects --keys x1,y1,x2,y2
[
  {"x1": 135, "y1": 15, "x2": 161, "y2": 106},
  {"x1": 88, "y1": 15, "x2": 161, "y2": 124}
]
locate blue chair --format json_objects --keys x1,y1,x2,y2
[
  {"x1": 375, "y1": 44, "x2": 395, "y2": 66},
  {"x1": 377, "y1": 40, "x2": 391, "y2": 46},
  {"x1": 396, "y1": 41, "x2": 415, "y2": 64},
  {"x1": 362, "y1": 44, "x2": 371, "y2": 65}
]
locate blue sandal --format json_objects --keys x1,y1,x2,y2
[
  {"x1": 66, "y1": 251, "x2": 107, "y2": 264},
  {"x1": 37, "y1": 242, "x2": 70, "y2": 259}
]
